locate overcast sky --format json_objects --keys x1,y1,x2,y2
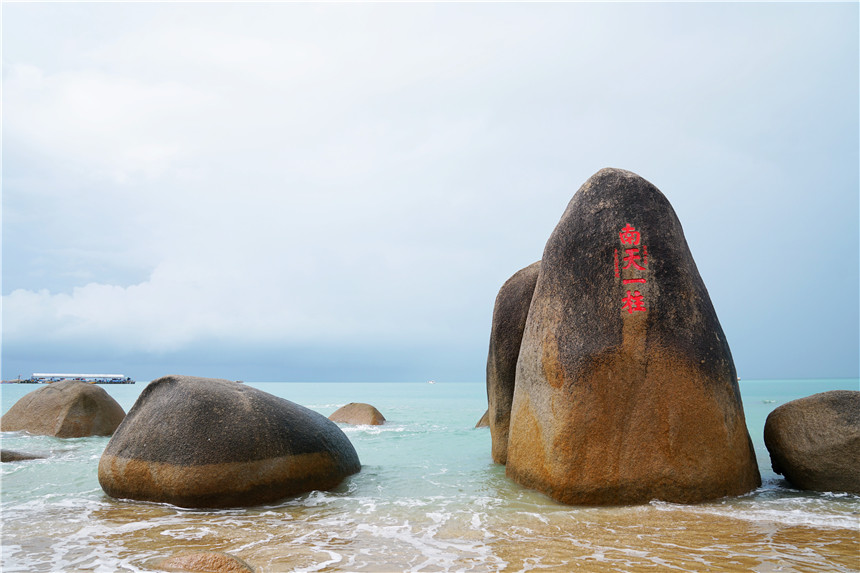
[{"x1": 2, "y1": 2, "x2": 858, "y2": 383}]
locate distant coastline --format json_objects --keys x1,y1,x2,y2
[{"x1": 2, "y1": 374, "x2": 135, "y2": 385}]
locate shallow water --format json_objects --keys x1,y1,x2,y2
[{"x1": 2, "y1": 380, "x2": 858, "y2": 572}]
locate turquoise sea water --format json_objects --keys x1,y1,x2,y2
[{"x1": 1, "y1": 379, "x2": 858, "y2": 572}]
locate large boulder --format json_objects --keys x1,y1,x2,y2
[
  {"x1": 0, "y1": 380, "x2": 125, "y2": 437},
  {"x1": 98, "y1": 375, "x2": 361, "y2": 508},
  {"x1": 506, "y1": 168, "x2": 760, "y2": 505},
  {"x1": 486, "y1": 261, "x2": 540, "y2": 464},
  {"x1": 328, "y1": 402, "x2": 385, "y2": 425},
  {"x1": 764, "y1": 390, "x2": 860, "y2": 494}
]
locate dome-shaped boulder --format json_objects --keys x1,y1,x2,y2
[
  {"x1": 764, "y1": 390, "x2": 860, "y2": 494},
  {"x1": 0, "y1": 380, "x2": 125, "y2": 437},
  {"x1": 98, "y1": 375, "x2": 360, "y2": 508},
  {"x1": 328, "y1": 402, "x2": 385, "y2": 425}
]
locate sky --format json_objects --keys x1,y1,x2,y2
[{"x1": 2, "y1": 2, "x2": 858, "y2": 383}]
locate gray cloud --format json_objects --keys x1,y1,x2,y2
[{"x1": 3, "y1": 2, "x2": 858, "y2": 381}]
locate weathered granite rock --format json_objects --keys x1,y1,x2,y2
[
  {"x1": 98, "y1": 375, "x2": 361, "y2": 508},
  {"x1": 764, "y1": 390, "x2": 860, "y2": 494},
  {"x1": 1, "y1": 450, "x2": 46, "y2": 462},
  {"x1": 506, "y1": 168, "x2": 760, "y2": 505},
  {"x1": 486, "y1": 261, "x2": 540, "y2": 464},
  {"x1": 328, "y1": 402, "x2": 385, "y2": 425},
  {"x1": 0, "y1": 380, "x2": 125, "y2": 438},
  {"x1": 475, "y1": 409, "x2": 489, "y2": 428},
  {"x1": 158, "y1": 551, "x2": 254, "y2": 573}
]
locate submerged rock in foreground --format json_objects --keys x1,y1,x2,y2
[
  {"x1": 0, "y1": 380, "x2": 125, "y2": 438},
  {"x1": 506, "y1": 168, "x2": 760, "y2": 505},
  {"x1": 98, "y1": 375, "x2": 360, "y2": 508},
  {"x1": 765, "y1": 390, "x2": 860, "y2": 494}
]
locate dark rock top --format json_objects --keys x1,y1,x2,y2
[
  {"x1": 105, "y1": 376, "x2": 357, "y2": 466},
  {"x1": 530, "y1": 167, "x2": 738, "y2": 391}
]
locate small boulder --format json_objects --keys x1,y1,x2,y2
[
  {"x1": 486, "y1": 261, "x2": 540, "y2": 464},
  {"x1": 157, "y1": 551, "x2": 254, "y2": 573},
  {"x1": 98, "y1": 375, "x2": 361, "y2": 508},
  {"x1": 475, "y1": 409, "x2": 489, "y2": 428},
  {"x1": 1, "y1": 450, "x2": 46, "y2": 462},
  {"x1": 506, "y1": 168, "x2": 760, "y2": 505},
  {"x1": 764, "y1": 390, "x2": 860, "y2": 494},
  {"x1": 0, "y1": 380, "x2": 125, "y2": 437},
  {"x1": 328, "y1": 402, "x2": 385, "y2": 425}
]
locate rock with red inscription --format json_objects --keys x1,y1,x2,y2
[
  {"x1": 328, "y1": 402, "x2": 386, "y2": 425},
  {"x1": 764, "y1": 390, "x2": 860, "y2": 494},
  {"x1": 0, "y1": 380, "x2": 125, "y2": 438},
  {"x1": 98, "y1": 375, "x2": 360, "y2": 508},
  {"x1": 486, "y1": 261, "x2": 540, "y2": 464},
  {"x1": 506, "y1": 168, "x2": 760, "y2": 505}
]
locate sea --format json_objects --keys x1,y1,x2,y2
[{"x1": 1, "y1": 379, "x2": 858, "y2": 573}]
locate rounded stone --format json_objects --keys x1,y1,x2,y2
[
  {"x1": 506, "y1": 168, "x2": 760, "y2": 505},
  {"x1": 0, "y1": 380, "x2": 126, "y2": 438},
  {"x1": 328, "y1": 402, "x2": 386, "y2": 425},
  {"x1": 157, "y1": 551, "x2": 254, "y2": 572},
  {"x1": 764, "y1": 390, "x2": 860, "y2": 494},
  {"x1": 98, "y1": 375, "x2": 361, "y2": 508}
]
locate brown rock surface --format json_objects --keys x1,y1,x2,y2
[
  {"x1": 328, "y1": 402, "x2": 386, "y2": 425},
  {"x1": 506, "y1": 168, "x2": 760, "y2": 505},
  {"x1": 0, "y1": 380, "x2": 125, "y2": 437},
  {"x1": 486, "y1": 261, "x2": 540, "y2": 464},
  {"x1": 158, "y1": 551, "x2": 254, "y2": 572},
  {"x1": 764, "y1": 390, "x2": 860, "y2": 494}
]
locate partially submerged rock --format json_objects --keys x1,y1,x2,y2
[
  {"x1": 157, "y1": 551, "x2": 254, "y2": 573},
  {"x1": 98, "y1": 375, "x2": 360, "y2": 508},
  {"x1": 328, "y1": 402, "x2": 386, "y2": 426},
  {"x1": 486, "y1": 261, "x2": 540, "y2": 464},
  {"x1": 506, "y1": 168, "x2": 760, "y2": 505},
  {"x1": 1, "y1": 450, "x2": 46, "y2": 462},
  {"x1": 475, "y1": 409, "x2": 489, "y2": 428},
  {"x1": 764, "y1": 390, "x2": 860, "y2": 494},
  {"x1": 0, "y1": 380, "x2": 125, "y2": 438}
]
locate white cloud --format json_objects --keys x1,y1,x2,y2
[{"x1": 2, "y1": 2, "x2": 857, "y2": 379}]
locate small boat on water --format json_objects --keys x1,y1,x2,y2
[{"x1": 427, "y1": 380, "x2": 436, "y2": 385}]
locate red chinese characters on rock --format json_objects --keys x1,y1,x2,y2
[{"x1": 615, "y1": 224, "x2": 648, "y2": 314}]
